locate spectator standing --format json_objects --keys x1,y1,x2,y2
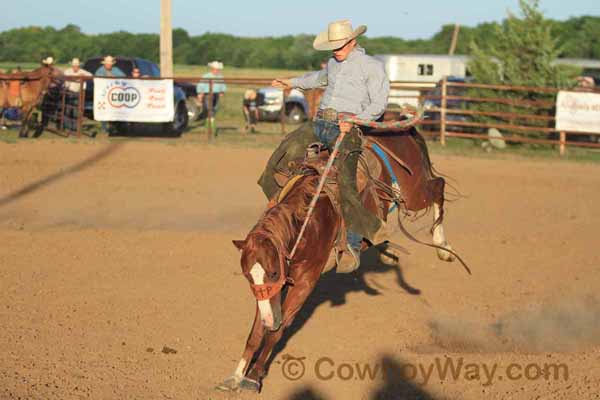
[
  {"x1": 94, "y1": 56, "x2": 126, "y2": 78},
  {"x1": 95, "y1": 56, "x2": 126, "y2": 133},
  {"x1": 242, "y1": 89, "x2": 259, "y2": 133},
  {"x1": 196, "y1": 61, "x2": 226, "y2": 131},
  {"x1": 63, "y1": 58, "x2": 92, "y2": 131}
]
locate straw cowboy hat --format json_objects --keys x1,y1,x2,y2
[
  {"x1": 101, "y1": 56, "x2": 116, "y2": 66},
  {"x1": 71, "y1": 58, "x2": 81, "y2": 67},
  {"x1": 42, "y1": 56, "x2": 55, "y2": 65},
  {"x1": 208, "y1": 61, "x2": 224, "y2": 70},
  {"x1": 313, "y1": 20, "x2": 367, "y2": 51}
]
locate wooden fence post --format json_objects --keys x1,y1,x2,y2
[
  {"x1": 59, "y1": 87, "x2": 67, "y2": 133},
  {"x1": 559, "y1": 131, "x2": 566, "y2": 156},
  {"x1": 440, "y1": 76, "x2": 448, "y2": 146},
  {"x1": 280, "y1": 88, "x2": 288, "y2": 135},
  {"x1": 207, "y1": 79, "x2": 214, "y2": 141}
]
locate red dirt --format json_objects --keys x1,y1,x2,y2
[{"x1": 1, "y1": 141, "x2": 599, "y2": 399}]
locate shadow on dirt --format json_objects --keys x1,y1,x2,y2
[
  {"x1": 283, "y1": 354, "x2": 437, "y2": 400},
  {"x1": 269, "y1": 242, "x2": 422, "y2": 365},
  {"x1": 0, "y1": 142, "x2": 124, "y2": 209}
]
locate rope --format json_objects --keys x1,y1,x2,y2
[{"x1": 339, "y1": 106, "x2": 423, "y2": 130}]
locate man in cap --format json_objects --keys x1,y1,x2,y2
[
  {"x1": 63, "y1": 58, "x2": 92, "y2": 131},
  {"x1": 197, "y1": 61, "x2": 226, "y2": 130},
  {"x1": 261, "y1": 20, "x2": 390, "y2": 272}
]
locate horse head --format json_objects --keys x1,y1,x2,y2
[{"x1": 233, "y1": 233, "x2": 286, "y2": 331}]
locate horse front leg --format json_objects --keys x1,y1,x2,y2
[
  {"x1": 430, "y1": 177, "x2": 455, "y2": 262},
  {"x1": 241, "y1": 275, "x2": 319, "y2": 392},
  {"x1": 215, "y1": 304, "x2": 266, "y2": 392}
]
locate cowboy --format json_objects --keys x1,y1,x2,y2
[
  {"x1": 262, "y1": 20, "x2": 390, "y2": 272},
  {"x1": 197, "y1": 61, "x2": 226, "y2": 130},
  {"x1": 94, "y1": 56, "x2": 126, "y2": 78},
  {"x1": 63, "y1": 58, "x2": 92, "y2": 131}
]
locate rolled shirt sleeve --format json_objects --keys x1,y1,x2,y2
[
  {"x1": 290, "y1": 68, "x2": 328, "y2": 90},
  {"x1": 356, "y1": 60, "x2": 390, "y2": 121}
]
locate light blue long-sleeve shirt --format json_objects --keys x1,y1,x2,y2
[
  {"x1": 196, "y1": 72, "x2": 227, "y2": 94},
  {"x1": 290, "y1": 46, "x2": 389, "y2": 121},
  {"x1": 94, "y1": 66, "x2": 126, "y2": 77}
]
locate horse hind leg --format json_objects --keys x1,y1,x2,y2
[{"x1": 429, "y1": 177, "x2": 455, "y2": 262}]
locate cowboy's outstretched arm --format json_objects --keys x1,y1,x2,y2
[
  {"x1": 289, "y1": 68, "x2": 327, "y2": 90},
  {"x1": 272, "y1": 68, "x2": 327, "y2": 89},
  {"x1": 356, "y1": 60, "x2": 390, "y2": 121}
]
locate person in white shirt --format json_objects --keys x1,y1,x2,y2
[{"x1": 63, "y1": 58, "x2": 92, "y2": 131}]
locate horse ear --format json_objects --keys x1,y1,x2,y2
[{"x1": 232, "y1": 240, "x2": 246, "y2": 252}]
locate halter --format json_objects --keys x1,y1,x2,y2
[{"x1": 247, "y1": 230, "x2": 295, "y2": 301}]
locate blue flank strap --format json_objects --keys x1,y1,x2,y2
[{"x1": 370, "y1": 143, "x2": 399, "y2": 213}]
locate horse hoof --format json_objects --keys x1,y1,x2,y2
[
  {"x1": 239, "y1": 377, "x2": 261, "y2": 392},
  {"x1": 214, "y1": 375, "x2": 241, "y2": 392},
  {"x1": 437, "y1": 245, "x2": 455, "y2": 262}
]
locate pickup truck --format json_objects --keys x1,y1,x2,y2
[
  {"x1": 256, "y1": 87, "x2": 309, "y2": 124},
  {"x1": 82, "y1": 56, "x2": 190, "y2": 135}
]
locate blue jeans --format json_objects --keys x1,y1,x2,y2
[{"x1": 314, "y1": 118, "x2": 362, "y2": 251}]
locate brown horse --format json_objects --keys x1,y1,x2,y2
[
  {"x1": 0, "y1": 65, "x2": 58, "y2": 137},
  {"x1": 218, "y1": 126, "x2": 463, "y2": 393}
]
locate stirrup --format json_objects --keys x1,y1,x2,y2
[{"x1": 335, "y1": 244, "x2": 361, "y2": 273}]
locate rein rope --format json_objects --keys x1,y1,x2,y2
[{"x1": 340, "y1": 106, "x2": 423, "y2": 129}]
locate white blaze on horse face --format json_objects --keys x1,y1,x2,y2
[
  {"x1": 250, "y1": 263, "x2": 275, "y2": 327},
  {"x1": 249, "y1": 262, "x2": 265, "y2": 284}
]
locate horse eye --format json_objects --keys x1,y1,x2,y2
[{"x1": 270, "y1": 271, "x2": 279, "y2": 280}]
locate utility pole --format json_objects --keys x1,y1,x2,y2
[
  {"x1": 448, "y1": 24, "x2": 460, "y2": 56},
  {"x1": 160, "y1": 0, "x2": 173, "y2": 77}
]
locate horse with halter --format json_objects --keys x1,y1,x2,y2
[
  {"x1": 0, "y1": 65, "x2": 60, "y2": 137},
  {"x1": 217, "y1": 110, "x2": 469, "y2": 393}
]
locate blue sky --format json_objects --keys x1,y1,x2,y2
[{"x1": 1, "y1": 0, "x2": 598, "y2": 39}]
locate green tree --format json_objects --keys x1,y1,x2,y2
[{"x1": 465, "y1": 0, "x2": 580, "y2": 143}]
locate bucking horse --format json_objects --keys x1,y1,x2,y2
[
  {"x1": 0, "y1": 65, "x2": 60, "y2": 138},
  {"x1": 218, "y1": 110, "x2": 469, "y2": 393}
]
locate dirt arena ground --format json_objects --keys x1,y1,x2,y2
[{"x1": 1, "y1": 140, "x2": 599, "y2": 399}]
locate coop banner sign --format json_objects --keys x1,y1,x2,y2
[
  {"x1": 556, "y1": 91, "x2": 600, "y2": 134},
  {"x1": 93, "y1": 78, "x2": 174, "y2": 122}
]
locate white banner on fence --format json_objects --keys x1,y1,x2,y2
[
  {"x1": 556, "y1": 91, "x2": 600, "y2": 134},
  {"x1": 93, "y1": 78, "x2": 174, "y2": 122}
]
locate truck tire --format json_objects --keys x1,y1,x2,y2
[
  {"x1": 185, "y1": 97, "x2": 201, "y2": 121},
  {"x1": 286, "y1": 105, "x2": 306, "y2": 124},
  {"x1": 163, "y1": 102, "x2": 189, "y2": 136}
]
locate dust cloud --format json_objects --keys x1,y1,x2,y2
[{"x1": 429, "y1": 295, "x2": 600, "y2": 353}]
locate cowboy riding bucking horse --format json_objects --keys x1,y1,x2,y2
[
  {"x1": 265, "y1": 19, "x2": 388, "y2": 273},
  {"x1": 218, "y1": 19, "x2": 468, "y2": 393}
]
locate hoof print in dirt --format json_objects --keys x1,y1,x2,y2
[
  {"x1": 161, "y1": 346, "x2": 177, "y2": 354},
  {"x1": 239, "y1": 377, "x2": 261, "y2": 393},
  {"x1": 214, "y1": 376, "x2": 241, "y2": 392}
]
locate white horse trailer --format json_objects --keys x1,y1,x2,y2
[{"x1": 375, "y1": 54, "x2": 470, "y2": 107}]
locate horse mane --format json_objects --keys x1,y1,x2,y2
[
  {"x1": 247, "y1": 174, "x2": 319, "y2": 251},
  {"x1": 0, "y1": 66, "x2": 53, "y2": 81}
]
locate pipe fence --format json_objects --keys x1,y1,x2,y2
[{"x1": 7, "y1": 74, "x2": 599, "y2": 155}]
